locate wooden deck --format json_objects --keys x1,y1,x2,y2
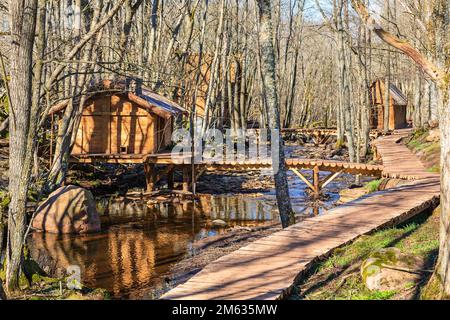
[
  {"x1": 160, "y1": 130, "x2": 440, "y2": 300},
  {"x1": 70, "y1": 153, "x2": 146, "y2": 164}
]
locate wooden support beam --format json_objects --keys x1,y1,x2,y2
[
  {"x1": 319, "y1": 134, "x2": 331, "y2": 145},
  {"x1": 319, "y1": 170, "x2": 343, "y2": 189},
  {"x1": 155, "y1": 164, "x2": 174, "y2": 183},
  {"x1": 291, "y1": 168, "x2": 315, "y2": 192},
  {"x1": 167, "y1": 166, "x2": 174, "y2": 190},
  {"x1": 144, "y1": 162, "x2": 156, "y2": 191},
  {"x1": 373, "y1": 145, "x2": 380, "y2": 161},
  {"x1": 313, "y1": 166, "x2": 320, "y2": 199},
  {"x1": 182, "y1": 166, "x2": 191, "y2": 192}
]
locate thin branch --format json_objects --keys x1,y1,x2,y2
[{"x1": 350, "y1": 0, "x2": 444, "y2": 85}]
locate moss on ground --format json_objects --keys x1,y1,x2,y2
[
  {"x1": 364, "y1": 179, "x2": 382, "y2": 193},
  {"x1": 1, "y1": 247, "x2": 110, "y2": 300},
  {"x1": 290, "y1": 206, "x2": 440, "y2": 300}
]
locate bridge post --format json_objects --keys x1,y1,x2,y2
[
  {"x1": 313, "y1": 166, "x2": 320, "y2": 199},
  {"x1": 182, "y1": 165, "x2": 191, "y2": 192},
  {"x1": 144, "y1": 162, "x2": 156, "y2": 192},
  {"x1": 167, "y1": 166, "x2": 174, "y2": 190},
  {"x1": 373, "y1": 145, "x2": 380, "y2": 160}
]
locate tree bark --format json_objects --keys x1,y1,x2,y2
[
  {"x1": 257, "y1": 0, "x2": 295, "y2": 228},
  {"x1": 337, "y1": 0, "x2": 356, "y2": 161},
  {"x1": 383, "y1": 0, "x2": 391, "y2": 131},
  {"x1": 6, "y1": 0, "x2": 38, "y2": 293}
]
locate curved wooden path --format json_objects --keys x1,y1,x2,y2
[{"x1": 160, "y1": 130, "x2": 440, "y2": 300}]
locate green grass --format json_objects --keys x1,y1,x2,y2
[
  {"x1": 406, "y1": 129, "x2": 440, "y2": 173},
  {"x1": 364, "y1": 179, "x2": 382, "y2": 193},
  {"x1": 295, "y1": 206, "x2": 440, "y2": 300},
  {"x1": 427, "y1": 165, "x2": 440, "y2": 173},
  {"x1": 318, "y1": 224, "x2": 418, "y2": 272}
]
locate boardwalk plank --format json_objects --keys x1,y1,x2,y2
[{"x1": 161, "y1": 130, "x2": 440, "y2": 300}]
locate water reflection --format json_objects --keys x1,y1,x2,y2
[
  {"x1": 29, "y1": 195, "x2": 278, "y2": 299},
  {"x1": 29, "y1": 171, "x2": 369, "y2": 299}
]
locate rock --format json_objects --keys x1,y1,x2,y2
[
  {"x1": 361, "y1": 248, "x2": 424, "y2": 291},
  {"x1": 32, "y1": 185, "x2": 101, "y2": 234},
  {"x1": 426, "y1": 128, "x2": 440, "y2": 142},
  {"x1": 338, "y1": 187, "x2": 369, "y2": 204},
  {"x1": 211, "y1": 219, "x2": 228, "y2": 227}
]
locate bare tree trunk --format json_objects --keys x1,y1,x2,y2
[
  {"x1": 333, "y1": 1, "x2": 345, "y2": 144},
  {"x1": 257, "y1": 0, "x2": 295, "y2": 228},
  {"x1": 433, "y1": 0, "x2": 450, "y2": 297},
  {"x1": 438, "y1": 86, "x2": 450, "y2": 296},
  {"x1": 202, "y1": 0, "x2": 226, "y2": 136},
  {"x1": 147, "y1": 0, "x2": 159, "y2": 81},
  {"x1": 46, "y1": 2, "x2": 103, "y2": 191},
  {"x1": 336, "y1": 0, "x2": 356, "y2": 160},
  {"x1": 413, "y1": 71, "x2": 423, "y2": 128},
  {"x1": 6, "y1": 0, "x2": 38, "y2": 293},
  {"x1": 383, "y1": 0, "x2": 391, "y2": 132},
  {"x1": 358, "y1": 0, "x2": 371, "y2": 158}
]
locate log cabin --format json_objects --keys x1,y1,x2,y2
[
  {"x1": 49, "y1": 78, "x2": 186, "y2": 164},
  {"x1": 369, "y1": 79, "x2": 408, "y2": 131}
]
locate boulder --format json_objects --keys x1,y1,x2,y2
[
  {"x1": 361, "y1": 247, "x2": 424, "y2": 291},
  {"x1": 32, "y1": 185, "x2": 101, "y2": 234},
  {"x1": 211, "y1": 219, "x2": 228, "y2": 227},
  {"x1": 426, "y1": 128, "x2": 440, "y2": 142}
]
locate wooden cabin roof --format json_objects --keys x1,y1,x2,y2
[
  {"x1": 388, "y1": 84, "x2": 408, "y2": 106},
  {"x1": 48, "y1": 78, "x2": 187, "y2": 119},
  {"x1": 370, "y1": 79, "x2": 408, "y2": 107}
]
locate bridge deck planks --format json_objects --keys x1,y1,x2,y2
[{"x1": 160, "y1": 129, "x2": 440, "y2": 300}]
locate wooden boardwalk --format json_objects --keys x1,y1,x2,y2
[{"x1": 160, "y1": 130, "x2": 440, "y2": 300}]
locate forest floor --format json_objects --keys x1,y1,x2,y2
[{"x1": 289, "y1": 127, "x2": 442, "y2": 300}]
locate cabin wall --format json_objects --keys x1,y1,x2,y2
[
  {"x1": 72, "y1": 94, "x2": 167, "y2": 155},
  {"x1": 370, "y1": 80, "x2": 407, "y2": 130}
]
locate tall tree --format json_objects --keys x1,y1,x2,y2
[
  {"x1": 6, "y1": 0, "x2": 38, "y2": 293},
  {"x1": 351, "y1": 0, "x2": 450, "y2": 297},
  {"x1": 257, "y1": 0, "x2": 295, "y2": 228},
  {"x1": 383, "y1": 0, "x2": 391, "y2": 131},
  {"x1": 5, "y1": 0, "x2": 126, "y2": 293}
]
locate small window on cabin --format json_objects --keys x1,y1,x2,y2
[{"x1": 120, "y1": 146, "x2": 128, "y2": 154}]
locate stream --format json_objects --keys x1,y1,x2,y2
[{"x1": 28, "y1": 145, "x2": 373, "y2": 299}]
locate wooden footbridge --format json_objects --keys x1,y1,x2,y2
[
  {"x1": 160, "y1": 130, "x2": 440, "y2": 300},
  {"x1": 143, "y1": 154, "x2": 385, "y2": 198},
  {"x1": 71, "y1": 127, "x2": 405, "y2": 199}
]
